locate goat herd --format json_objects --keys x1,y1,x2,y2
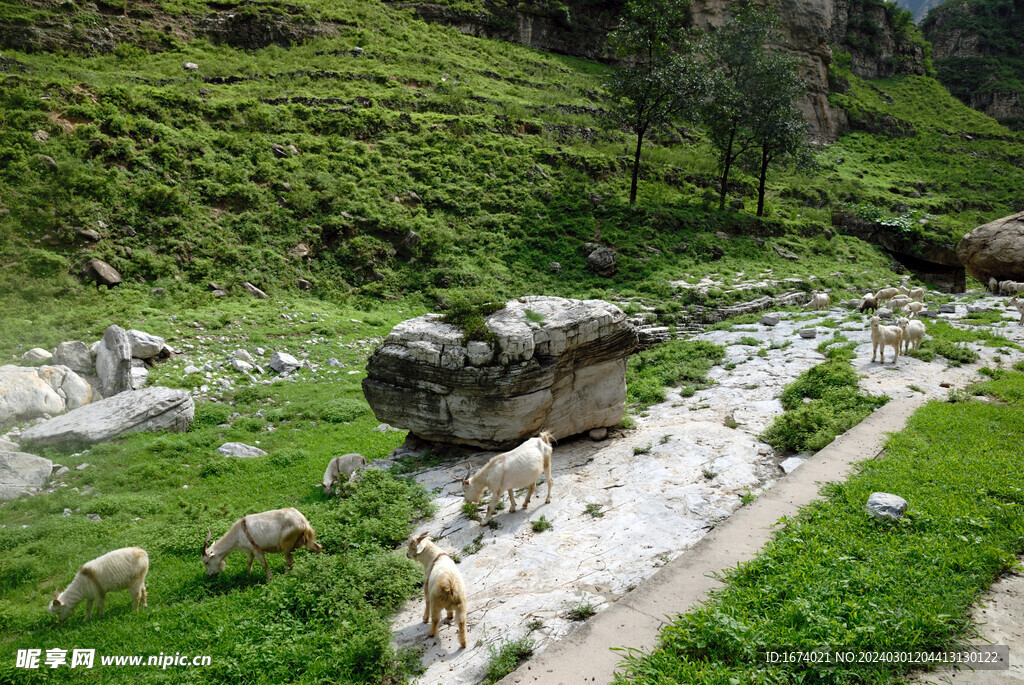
[{"x1": 46, "y1": 432, "x2": 556, "y2": 650}]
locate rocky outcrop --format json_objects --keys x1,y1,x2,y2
[
  {"x1": 363, "y1": 296, "x2": 638, "y2": 449},
  {"x1": 0, "y1": 365, "x2": 94, "y2": 427},
  {"x1": 52, "y1": 341, "x2": 93, "y2": 374},
  {"x1": 0, "y1": 451, "x2": 53, "y2": 500},
  {"x1": 957, "y1": 212, "x2": 1024, "y2": 285},
  {"x1": 19, "y1": 387, "x2": 194, "y2": 448}
]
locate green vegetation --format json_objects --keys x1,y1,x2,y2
[
  {"x1": 615, "y1": 382, "x2": 1024, "y2": 683},
  {"x1": 565, "y1": 601, "x2": 597, "y2": 621},
  {"x1": 764, "y1": 358, "x2": 888, "y2": 452},
  {"x1": 626, "y1": 339, "x2": 726, "y2": 409},
  {"x1": 909, "y1": 318, "x2": 1017, "y2": 365},
  {"x1": 531, "y1": 515, "x2": 553, "y2": 532},
  {"x1": 584, "y1": 503, "x2": 605, "y2": 518},
  {"x1": 484, "y1": 637, "x2": 535, "y2": 684}
]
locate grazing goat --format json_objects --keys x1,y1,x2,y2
[
  {"x1": 202, "y1": 507, "x2": 322, "y2": 580},
  {"x1": 875, "y1": 287, "x2": 899, "y2": 303},
  {"x1": 908, "y1": 287, "x2": 925, "y2": 302},
  {"x1": 49, "y1": 547, "x2": 148, "y2": 622},
  {"x1": 804, "y1": 291, "x2": 830, "y2": 311},
  {"x1": 989, "y1": 277, "x2": 999, "y2": 294},
  {"x1": 888, "y1": 295, "x2": 912, "y2": 312},
  {"x1": 462, "y1": 432, "x2": 554, "y2": 525},
  {"x1": 897, "y1": 285, "x2": 910, "y2": 296},
  {"x1": 897, "y1": 317, "x2": 926, "y2": 352},
  {"x1": 905, "y1": 301, "x2": 925, "y2": 318},
  {"x1": 870, "y1": 316, "x2": 903, "y2": 363},
  {"x1": 315, "y1": 453, "x2": 366, "y2": 495},
  {"x1": 1011, "y1": 296, "x2": 1024, "y2": 325},
  {"x1": 406, "y1": 532, "x2": 468, "y2": 648},
  {"x1": 999, "y1": 280, "x2": 1023, "y2": 296},
  {"x1": 858, "y1": 294, "x2": 878, "y2": 314}
]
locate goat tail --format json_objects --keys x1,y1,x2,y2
[{"x1": 437, "y1": 575, "x2": 463, "y2": 606}]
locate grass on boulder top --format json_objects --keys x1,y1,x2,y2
[{"x1": 614, "y1": 375, "x2": 1024, "y2": 684}]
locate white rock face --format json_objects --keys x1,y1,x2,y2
[
  {"x1": 21, "y1": 348, "x2": 52, "y2": 363},
  {"x1": 0, "y1": 365, "x2": 94, "y2": 426},
  {"x1": 19, "y1": 387, "x2": 194, "y2": 448},
  {"x1": 0, "y1": 451, "x2": 53, "y2": 500},
  {"x1": 216, "y1": 442, "x2": 267, "y2": 458},
  {"x1": 95, "y1": 325, "x2": 133, "y2": 397},
  {"x1": 128, "y1": 330, "x2": 166, "y2": 359},
  {"x1": 363, "y1": 297, "x2": 638, "y2": 449},
  {"x1": 52, "y1": 341, "x2": 93, "y2": 374},
  {"x1": 130, "y1": 359, "x2": 149, "y2": 390}
]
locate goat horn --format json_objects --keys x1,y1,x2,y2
[{"x1": 203, "y1": 528, "x2": 212, "y2": 553}]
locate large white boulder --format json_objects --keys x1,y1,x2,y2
[
  {"x1": 0, "y1": 451, "x2": 53, "y2": 500},
  {"x1": 19, "y1": 387, "x2": 194, "y2": 448},
  {"x1": 127, "y1": 329, "x2": 166, "y2": 359},
  {"x1": 0, "y1": 365, "x2": 94, "y2": 427},
  {"x1": 362, "y1": 296, "x2": 638, "y2": 449}
]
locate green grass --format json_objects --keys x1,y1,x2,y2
[
  {"x1": 615, "y1": 383, "x2": 1024, "y2": 684},
  {"x1": 584, "y1": 503, "x2": 604, "y2": 518},
  {"x1": 483, "y1": 637, "x2": 535, "y2": 684},
  {"x1": 764, "y1": 358, "x2": 889, "y2": 452},
  {"x1": 908, "y1": 318, "x2": 1015, "y2": 366},
  {"x1": 626, "y1": 339, "x2": 726, "y2": 410},
  {"x1": 531, "y1": 515, "x2": 552, "y2": 533},
  {"x1": 565, "y1": 601, "x2": 597, "y2": 621}
]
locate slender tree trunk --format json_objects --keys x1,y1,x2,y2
[
  {"x1": 630, "y1": 128, "x2": 646, "y2": 205},
  {"x1": 718, "y1": 124, "x2": 736, "y2": 211},
  {"x1": 757, "y1": 146, "x2": 770, "y2": 217}
]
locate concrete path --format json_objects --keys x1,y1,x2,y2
[{"x1": 500, "y1": 396, "x2": 926, "y2": 685}]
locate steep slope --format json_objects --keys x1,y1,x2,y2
[{"x1": 922, "y1": 0, "x2": 1024, "y2": 130}]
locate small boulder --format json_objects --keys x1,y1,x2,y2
[
  {"x1": 130, "y1": 359, "x2": 149, "y2": 390},
  {"x1": 798, "y1": 328, "x2": 817, "y2": 338},
  {"x1": 759, "y1": 314, "x2": 780, "y2": 327},
  {"x1": 217, "y1": 442, "x2": 267, "y2": 458},
  {"x1": 182, "y1": 62, "x2": 199, "y2": 71},
  {"x1": 0, "y1": 451, "x2": 53, "y2": 500},
  {"x1": 243, "y1": 282, "x2": 269, "y2": 299},
  {"x1": 586, "y1": 247, "x2": 617, "y2": 278},
  {"x1": 83, "y1": 258, "x2": 122, "y2": 288},
  {"x1": 297, "y1": 278, "x2": 312, "y2": 290},
  {"x1": 233, "y1": 349, "x2": 253, "y2": 363},
  {"x1": 397, "y1": 230, "x2": 420, "y2": 258},
  {"x1": 938, "y1": 303, "x2": 956, "y2": 314},
  {"x1": 95, "y1": 325, "x2": 133, "y2": 397},
  {"x1": 269, "y1": 352, "x2": 301, "y2": 374},
  {"x1": 52, "y1": 341, "x2": 92, "y2": 374},
  {"x1": 865, "y1": 492, "x2": 907, "y2": 520},
  {"x1": 127, "y1": 330, "x2": 165, "y2": 359},
  {"x1": 21, "y1": 348, "x2": 52, "y2": 363},
  {"x1": 547, "y1": 262, "x2": 562, "y2": 274},
  {"x1": 232, "y1": 359, "x2": 254, "y2": 373},
  {"x1": 588, "y1": 427, "x2": 608, "y2": 441}
]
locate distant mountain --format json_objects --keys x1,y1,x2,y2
[
  {"x1": 891, "y1": 0, "x2": 948, "y2": 21},
  {"x1": 922, "y1": 0, "x2": 1024, "y2": 130}
]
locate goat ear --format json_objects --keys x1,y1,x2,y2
[
  {"x1": 414, "y1": 531, "x2": 430, "y2": 543},
  {"x1": 53, "y1": 589, "x2": 60, "y2": 601}
]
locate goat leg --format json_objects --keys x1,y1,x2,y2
[
  {"x1": 522, "y1": 483, "x2": 536, "y2": 509},
  {"x1": 507, "y1": 489, "x2": 517, "y2": 513},
  {"x1": 253, "y1": 549, "x2": 272, "y2": 579}
]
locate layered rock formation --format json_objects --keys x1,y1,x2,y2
[
  {"x1": 957, "y1": 211, "x2": 1024, "y2": 284},
  {"x1": 363, "y1": 297, "x2": 638, "y2": 449}
]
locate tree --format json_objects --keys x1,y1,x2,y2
[
  {"x1": 746, "y1": 52, "x2": 808, "y2": 216},
  {"x1": 698, "y1": 2, "x2": 779, "y2": 212},
  {"x1": 605, "y1": 0, "x2": 701, "y2": 205}
]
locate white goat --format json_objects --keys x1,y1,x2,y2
[
  {"x1": 888, "y1": 295, "x2": 912, "y2": 312},
  {"x1": 904, "y1": 301, "x2": 925, "y2": 318},
  {"x1": 462, "y1": 432, "x2": 554, "y2": 525},
  {"x1": 908, "y1": 287, "x2": 925, "y2": 302},
  {"x1": 48, "y1": 547, "x2": 148, "y2": 621},
  {"x1": 1000, "y1": 280, "x2": 1023, "y2": 296},
  {"x1": 897, "y1": 285, "x2": 909, "y2": 295},
  {"x1": 875, "y1": 287, "x2": 899, "y2": 303},
  {"x1": 989, "y1": 277, "x2": 999, "y2": 293},
  {"x1": 804, "y1": 291, "x2": 830, "y2": 311},
  {"x1": 202, "y1": 507, "x2": 322, "y2": 580},
  {"x1": 897, "y1": 317, "x2": 926, "y2": 352},
  {"x1": 870, "y1": 315, "x2": 903, "y2": 363},
  {"x1": 315, "y1": 453, "x2": 366, "y2": 495},
  {"x1": 1011, "y1": 296, "x2": 1024, "y2": 325},
  {"x1": 406, "y1": 532, "x2": 468, "y2": 648}
]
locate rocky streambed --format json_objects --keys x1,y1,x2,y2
[{"x1": 389, "y1": 294, "x2": 1024, "y2": 685}]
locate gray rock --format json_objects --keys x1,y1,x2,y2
[
  {"x1": 85, "y1": 514, "x2": 101, "y2": 521},
  {"x1": 56, "y1": 465, "x2": 69, "y2": 476},
  {"x1": 182, "y1": 61, "x2": 199, "y2": 71},
  {"x1": 127, "y1": 330, "x2": 165, "y2": 359},
  {"x1": 773, "y1": 245, "x2": 800, "y2": 261},
  {"x1": 33, "y1": 129, "x2": 49, "y2": 142},
  {"x1": 327, "y1": 358, "x2": 344, "y2": 368},
  {"x1": 84, "y1": 258, "x2": 122, "y2": 287},
  {"x1": 21, "y1": 348, "x2": 52, "y2": 363},
  {"x1": 62, "y1": 508, "x2": 72, "y2": 516},
  {"x1": 243, "y1": 282, "x2": 269, "y2": 299},
  {"x1": 52, "y1": 341, "x2": 92, "y2": 374},
  {"x1": 548, "y1": 262, "x2": 562, "y2": 274},
  {"x1": 0, "y1": 365, "x2": 94, "y2": 426},
  {"x1": 798, "y1": 328, "x2": 817, "y2": 338},
  {"x1": 183, "y1": 365, "x2": 201, "y2": 375},
  {"x1": 0, "y1": 451, "x2": 53, "y2": 500},
  {"x1": 363, "y1": 296, "x2": 638, "y2": 449},
  {"x1": 269, "y1": 352, "x2": 300, "y2": 374},
  {"x1": 876, "y1": 308, "x2": 894, "y2": 320},
  {"x1": 760, "y1": 314, "x2": 780, "y2": 327},
  {"x1": 918, "y1": 309, "x2": 939, "y2": 318},
  {"x1": 233, "y1": 349, "x2": 254, "y2": 363},
  {"x1": 956, "y1": 211, "x2": 1024, "y2": 285},
  {"x1": 19, "y1": 387, "x2": 194, "y2": 448},
  {"x1": 297, "y1": 278, "x2": 313, "y2": 290},
  {"x1": 95, "y1": 325, "x2": 133, "y2": 397},
  {"x1": 588, "y1": 427, "x2": 608, "y2": 441},
  {"x1": 938, "y1": 303, "x2": 956, "y2": 314},
  {"x1": 231, "y1": 359, "x2": 254, "y2": 373},
  {"x1": 865, "y1": 492, "x2": 908, "y2": 520},
  {"x1": 217, "y1": 442, "x2": 267, "y2": 458},
  {"x1": 76, "y1": 462, "x2": 89, "y2": 471},
  {"x1": 586, "y1": 247, "x2": 617, "y2": 278},
  {"x1": 130, "y1": 359, "x2": 149, "y2": 390},
  {"x1": 397, "y1": 230, "x2": 420, "y2": 258},
  {"x1": 0, "y1": 438, "x2": 18, "y2": 451},
  {"x1": 779, "y1": 456, "x2": 806, "y2": 474}
]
